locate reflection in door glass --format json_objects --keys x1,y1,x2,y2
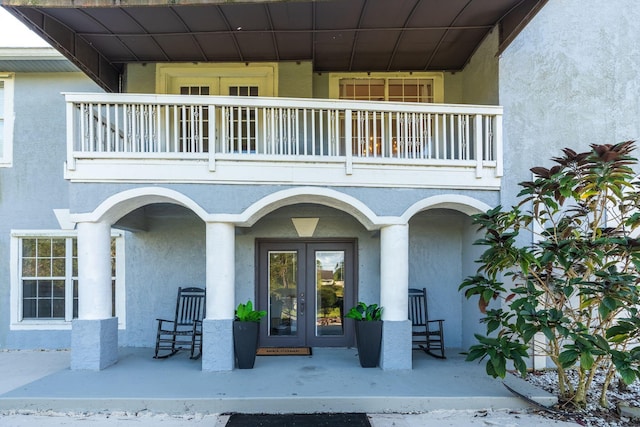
[
  {"x1": 268, "y1": 251, "x2": 297, "y2": 336},
  {"x1": 315, "y1": 251, "x2": 345, "y2": 336}
]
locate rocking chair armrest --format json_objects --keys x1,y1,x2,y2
[
  {"x1": 426, "y1": 319, "x2": 444, "y2": 323},
  {"x1": 156, "y1": 318, "x2": 176, "y2": 326}
]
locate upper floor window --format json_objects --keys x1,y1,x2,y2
[
  {"x1": 0, "y1": 74, "x2": 15, "y2": 167},
  {"x1": 329, "y1": 72, "x2": 444, "y2": 104},
  {"x1": 10, "y1": 231, "x2": 125, "y2": 329},
  {"x1": 339, "y1": 78, "x2": 435, "y2": 103}
]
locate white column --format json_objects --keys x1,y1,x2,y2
[
  {"x1": 203, "y1": 221, "x2": 236, "y2": 371},
  {"x1": 206, "y1": 222, "x2": 235, "y2": 319},
  {"x1": 77, "y1": 221, "x2": 112, "y2": 319},
  {"x1": 73, "y1": 220, "x2": 117, "y2": 370},
  {"x1": 380, "y1": 224, "x2": 409, "y2": 321},
  {"x1": 380, "y1": 223, "x2": 412, "y2": 370}
]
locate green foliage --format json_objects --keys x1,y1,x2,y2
[
  {"x1": 345, "y1": 302, "x2": 383, "y2": 321},
  {"x1": 235, "y1": 300, "x2": 266, "y2": 322},
  {"x1": 460, "y1": 141, "x2": 640, "y2": 408}
]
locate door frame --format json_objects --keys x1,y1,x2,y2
[
  {"x1": 255, "y1": 238, "x2": 358, "y2": 348},
  {"x1": 156, "y1": 62, "x2": 278, "y2": 96}
]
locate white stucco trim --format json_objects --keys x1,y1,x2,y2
[
  {"x1": 225, "y1": 187, "x2": 386, "y2": 230},
  {"x1": 69, "y1": 187, "x2": 210, "y2": 225},
  {"x1": 401, "y1": 194, "x2": 492, "y2": 221},
  {"x1": 0, "y1": 73, "x2": 15, "y2": 167}
]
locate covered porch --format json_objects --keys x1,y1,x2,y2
[
  {"x1": 0, "y1": 347, "x2": 556, "y2": 414},
  {"x1": 68, "y1": 186, "x2": 494, "y2": 372}
]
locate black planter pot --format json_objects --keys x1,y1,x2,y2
[
  {"x1": 354, "y1": 320, "x2": 382, "y2": 368},
  {"x1": 233, "y1": 321, "x2": 260, "y2": 369}
]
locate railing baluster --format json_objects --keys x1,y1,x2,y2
[
  {"x1": 442, "y1": 113, "x2": 448, "y2": 159},
  {"x1": 209, "y1": 104, "x2": 216, "y2": 171},
  {"x1": 474, "y1": 114, "x2": 483, "y2": 178},
  {"x1": 97, "y1": 103, "x2": 103, "y2": 152},
  {"x1": 494, "y1": 114, "x2": 503, "y2": 177},
  {"x1": 287, "y1": 108, "x2": 292, "y2": 155},
  {"x1": 303, "y1": 108, "x2": 308, "y2": 156},
  {"x1": 89, "y1": 103, "x2": 96, "y2": 152},
  {"x1": 388, "y1": 111, "x2": 393, "y2": 158},
  {"x1": 426, "y1": 113, "x2": 431, "y2": 159},
  {"x1": 172, "y1": 105, "x2": 178, "y2": 152},
  {"x1": 434, "y1": 114, "x2": 440, "y2": 159},
  {"x1": 319, "y1": 109, "x2": 324, "y2": 156},
  {"x1": 450, "y1": 113, "x2": 455, "y2": 160},
  {"x1": 345, "y1": 109, "x2": 352, "y2": 174},
  {"x1": 293, "y1": 108, "x2": 299, "y2": 155},
  {"x1": 269, "y1": 108, "x2": 276, "y2": 155}
]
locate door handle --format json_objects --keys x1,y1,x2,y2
[{"x1": 300, "y1": 292, "x2": 305, "y2": 316}]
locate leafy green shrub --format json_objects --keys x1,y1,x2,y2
[
  {"x1": 345, "y1": 302, "x2": 383, "y2": 321},
  {"x1": 460, "y1": 141, "x2": 640, "y2": 408},
  {"x1": 235, "y1": 300, "x2": 266, "y2": 322}
]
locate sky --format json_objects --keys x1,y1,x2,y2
[{"x1": 0, "y1": 8, "x2": 50, "y2": 47}]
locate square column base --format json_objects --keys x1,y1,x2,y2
[
  {"x1": 71, "y1": 318, "x2": 118, "y2": 370},
  {"x1": 202, "y1": 319, "x2": 234, "y2": 371},
  {"x1": 380, "y1": 320, "x2": 412, "y2": 370}
]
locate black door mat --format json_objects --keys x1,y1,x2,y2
[{"x1": 225, "y1": 413, "x2": 371, "y2": 427}]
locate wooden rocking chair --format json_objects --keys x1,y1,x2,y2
[
  {"x1": 408, "y1": 287, "x2": 445, "y2": 359},
  {"x1": 154, "y1": 287, "x2": 206, "y2": 359}
]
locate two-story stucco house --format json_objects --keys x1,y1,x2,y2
[{"x1": 2, "y1": 0, "x2": 639, "y2": 373}]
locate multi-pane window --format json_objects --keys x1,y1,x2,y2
[
  {"x1": 19, "y1": 236, "x2": 118, "y2": 321},
  {"x1": 339, "y1": 78, "x2": 435, "y2": 103},
  {"x1": 0, "y1": 74, "x2": 15, "y2": 166}
]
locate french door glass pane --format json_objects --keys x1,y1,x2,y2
[
  {"x1": 315, "y1": 251, "x2": 345, "y2": 337},
  {"x1": 268, "y1": 251, "x2": 298, "y2": 337}
]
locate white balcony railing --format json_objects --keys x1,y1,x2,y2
[{"x1": 64, "y1": 93, "x2": 503, "y2": 189}]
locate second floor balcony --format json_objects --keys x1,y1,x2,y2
[{"x1": 64, "y1": 93, "x2": 503, "y2": 190}]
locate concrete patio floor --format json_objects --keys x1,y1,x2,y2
[{"x1": 0, "y1": 347, "x2": 556, "y2": 415}]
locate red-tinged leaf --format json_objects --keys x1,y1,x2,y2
[{"x1": 479, "y1": 298, "x2": 489, "y2": 314}]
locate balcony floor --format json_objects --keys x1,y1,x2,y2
[{"x1": 0, "y1": 347, "x2": 554, "y2": 415}]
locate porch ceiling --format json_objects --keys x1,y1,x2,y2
[{"x1": 1, "y1": 0, "x2": 545, "y2": 92}]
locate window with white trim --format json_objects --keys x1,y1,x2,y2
[
  {"x1": 0, "y1": 74, "x2": 15, "y2": 166},
  {"x1": 11, "y1": 231, "x2": 125, "y2": 329},
  {"x1": 328, "y1": 72, "x2": 444, "y2": 103},
  {"x1": 338, "y1": 78, "x2": 435, "y2": 103}
]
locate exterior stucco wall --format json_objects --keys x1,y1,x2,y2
[
  {"x1": 444, "y1": 28, "x2": 499, "y2": 105},
  {"x1": 460, "y1": 214, "x2": 485, "y2": 350},
  {"x1": 68, "y1": 183, "x2": 499, "y2": 219},
  {"x1": 499, "y1": 0, "x2": 640, "y2": 210},
  {"x1": 120, "y1": 214, "x2": 205, "y2": 347},
  {"x1": 124, "y1": 63, "x2": 156, "y2": 93},
  {"x1": 0, "y1": 72, "x2": 102, "y2": 349},
  {"x1": 409, "y1": 211, "x2": 462, "y2": 347},
  {"x1": 278, "y1": 61, "x2": 313, "y2": 98}
]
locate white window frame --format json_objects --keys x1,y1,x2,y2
[
  {"x1": 0, "y1": 73, "x2": 15, "y2": 167},
  {"x1": 10, "y1": 230, "x2": 126, "y2": 330},
  {"x1": 328, "y1": 71, "x2": 445, "y2": 103}
]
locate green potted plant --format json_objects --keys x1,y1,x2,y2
[
  {"x1": 345, "y1": 302, "x2": 383, "y2": 367},
  {"x1": 233, "y1": 300, "x2": 266, "y2": 369}
]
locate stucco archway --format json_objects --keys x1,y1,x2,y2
[
  {"x1": 403, "y1": 194, "x2": 492, "y2": 354},
  {"x1": 70, "y1": 187, "x2": 209, "y2": 225},
  {"x1": 232, "y1": 187, "x2": 391, "y2": 230}
]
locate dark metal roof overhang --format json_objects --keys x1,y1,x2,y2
[{"x1": 1, "y1": 0, "x2": 546, "y2": 93}]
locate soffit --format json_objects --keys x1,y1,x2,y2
[{"x1": 1, "y1": 0, "x2": 545, "y2": 92}]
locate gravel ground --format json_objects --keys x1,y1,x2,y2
[{"x1": 520, "y1": 369, "x2": 640, "y2": 426}]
